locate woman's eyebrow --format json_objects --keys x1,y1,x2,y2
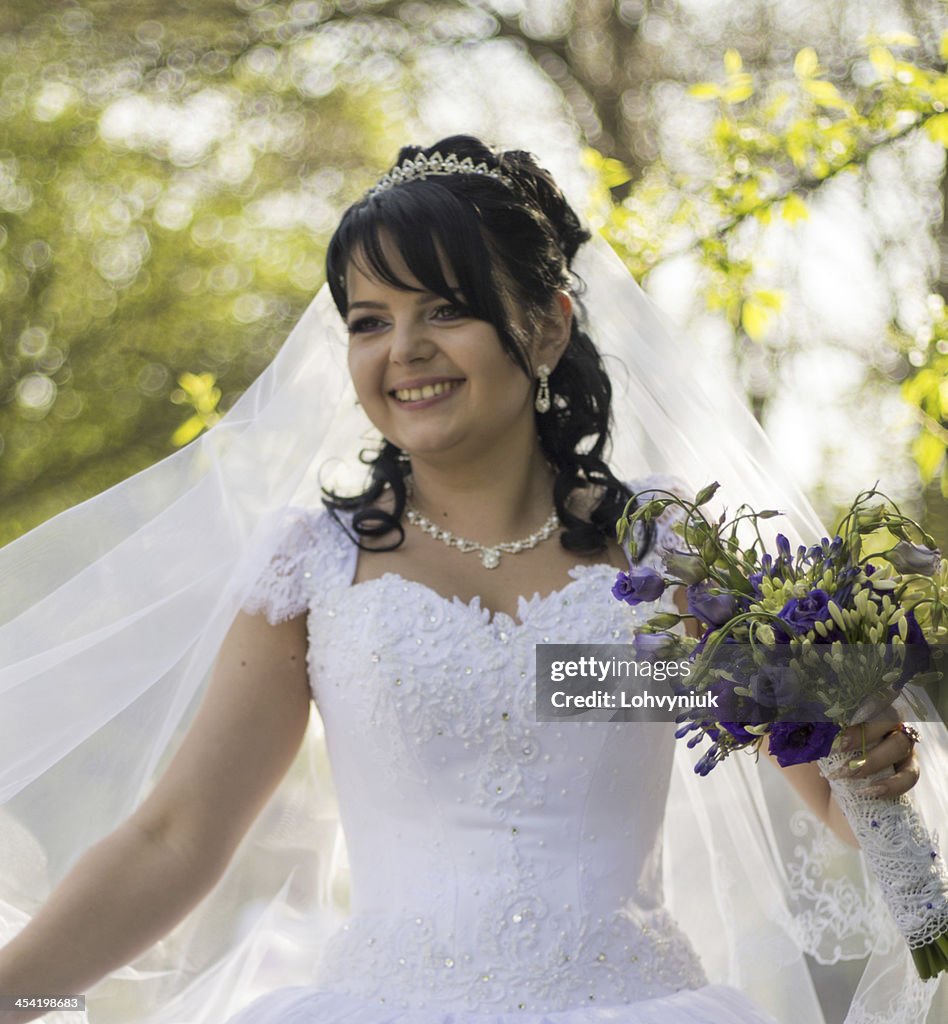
[{"x1": 348, "y1": 290, "x2": 461, "y2": 311}]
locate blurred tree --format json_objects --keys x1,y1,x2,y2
[
  {"x1": 3, "y1": 0, "x2": 948, "y2": 548},
  {"x1": 0, "y1": 0, "x2": 405, "y2": 543}
]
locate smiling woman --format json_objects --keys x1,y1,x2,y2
[
  {"x1": 0, "y1": 134, "x2": 945, "y2": 1024},
  {"x1": 322, "y1": 136, "x2": 637, "y2": 569}
]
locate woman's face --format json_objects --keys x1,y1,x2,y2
[{"x1": 344, "y1": 240, "x2": 537, "y2": 464}]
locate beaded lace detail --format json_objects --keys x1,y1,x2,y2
[
  {"x1": 241, "y1": 477, "x2": 708, "y2": 1013},
  {"x1": 818, "y1": 751, "x2": 948, "y2": 948}
]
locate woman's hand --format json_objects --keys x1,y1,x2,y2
[
  {"x1": 834, "y1": 708, "x2": 921, "y2": 799},
  {"x1": 767, "y1": 707, "x2": 921, "y2": 847}
]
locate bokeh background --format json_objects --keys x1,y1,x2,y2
[
  {"x1": 1, "y1": 0, "x2": 946, "y2": 551},
  {"x1": 1, "y1": 4, "x2": 947, "y2": 1021}
]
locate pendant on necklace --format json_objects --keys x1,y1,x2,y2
[{"x1": 480, "y1": 549, "x2": 501, "y2": 570}]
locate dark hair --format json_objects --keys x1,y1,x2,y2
[{"x1": 322, "y1": 134, "x2": 648, "y2": 557}]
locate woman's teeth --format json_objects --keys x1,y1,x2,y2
[{"x1": 393, "y1": 381, "x2": 461, "y2": 402}]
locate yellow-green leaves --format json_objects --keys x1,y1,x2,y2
[
  {"x1": 794, "y1": 48, "x2": 820, "y2": 79},
  {"x1": 781, "y1": 193, "x2": 809, "y2": 224},
  {"x1": 926, "y1": 114, "x2": 948, "y2": 145},
  {"x1": 869, "y1": 46, "x2": 898, "y2": 79},
  {"x1": 171, "y1": 372, "x2": 222, "y2": 447},
  {"x1": 689, "y1": 48, "x2": 754, "y2": 105},
  {"x1": 582, "y1": 148, "x2": 632, "y2": 189},
  {"x1": 741, "y1": 290, "x2": 784, "y2": 342}
]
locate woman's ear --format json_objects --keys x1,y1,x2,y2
[{"x1": 535, "y1": 290, "x2": 573, "y2": 370}]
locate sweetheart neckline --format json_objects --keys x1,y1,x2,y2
[{"x1": 340, "y1": 562, "x2": 622, "y2": 631}]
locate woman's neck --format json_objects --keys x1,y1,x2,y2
[{"x1": 405, "y1": 445, "x2": 557, "y2": 544}]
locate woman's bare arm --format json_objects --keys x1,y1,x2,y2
[{"x1": 0, "y1": 608, "x2": 311, "y2": 1022}]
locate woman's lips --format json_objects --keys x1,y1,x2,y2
[{"x1": 390, "y1": 379, "x2": 464, "y2": 407}]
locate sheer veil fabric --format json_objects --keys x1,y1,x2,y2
[{"x1": 0, "y1": 233, "x2": 945, "y2": 1024}]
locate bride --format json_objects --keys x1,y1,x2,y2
[{"x1": 0, "y1": 135, "x2": 943, "y2": 1024}]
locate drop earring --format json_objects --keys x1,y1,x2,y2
[{"x1": 535, "y1": 364, "x2": 551, "y2": 413}]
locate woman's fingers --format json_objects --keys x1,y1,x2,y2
[
  {"x1": 861, "y1": 750, "x2": 921, "y2": 798},
  {"x1": 847, "y1": 724, "x2": 921, "y2": 778},
  {"x1": 836, "y1": 707, "x2": 900, "y2": 754}
]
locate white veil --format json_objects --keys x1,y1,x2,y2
[{"x1": 0, "y1": 228, "x2": 946, "y2": 1024}]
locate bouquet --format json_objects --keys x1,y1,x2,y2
[{"x1": 612, "y1": 482, "x2": 948, "y2": 980}]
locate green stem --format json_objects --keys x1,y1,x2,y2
[{"x1": 911, "y1": 931, "x2": 948, "y2": 981}]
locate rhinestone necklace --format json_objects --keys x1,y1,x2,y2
[{"x1": 404, "y1": 503, "x2": 560, "y2": 569}]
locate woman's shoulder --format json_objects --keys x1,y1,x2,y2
[{"x1": 242, "y1": 505, "x2": 356, "y2": 624}]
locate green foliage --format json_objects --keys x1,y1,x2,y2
[
  {"x1": 594, "y1": 35, "x2": 948, "y2": 499},
  {"x1": 0, "y1": 5, "x2": 403, "y2": 544}
]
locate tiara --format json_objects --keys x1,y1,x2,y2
[{"x1": 366, "y1": 150, "x2": 514, "y2": 197}]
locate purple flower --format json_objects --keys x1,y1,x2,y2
[
  {"x1": 886, "y1": 541, "x2": 942, "y2": 577},
  {"x1": 885, "y1": 610, "x2": 932, "y2": 689},
  {"x1": 687, "y1": 582, "x2": 737, "y2": 627},
  {"x1": 694, "y1": 742, "x2": 726, "y2": 776},
  {"x1": 777, "y1": 588, "x2": 832, "y2": 637},
  {"x1": 721, "y1": 722, "x2": 757, "y2": 743},
  {"x1": 767, "y1": 721, "x2": 841, "y2": 767},
  {"x1": 750, "y1": 662, "x2": 803, "y2": 708},
  {"x1": 612, "y1": 567, "x2": 666, "y2": 606}
]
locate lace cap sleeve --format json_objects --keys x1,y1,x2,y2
[
  {"x1": 627, "y1": 473, "x2": 690, "y2": 569},
  {"x1": 242, "y1": 505, "x2": 327, "y2": 622}
]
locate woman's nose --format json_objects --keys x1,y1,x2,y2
[{"x1": 388, "y1": 317, "x2": 435, "y2": 365}]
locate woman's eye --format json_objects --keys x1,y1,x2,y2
[
  {"x1": 346, "y1": 316, "x2": 385, "y2": 334},
  {"x1": 431, "y1": 304, "x2": 469, "y2": 321}
]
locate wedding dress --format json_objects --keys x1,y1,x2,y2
[
  {"x1": 223, "y1": 483, "x2": 778, "y2": 1024},
  {"x1": 2, "y1": 234, "x2": 945, "y2": 1024}
]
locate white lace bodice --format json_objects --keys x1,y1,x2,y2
[{"x1": 242, "y1": 476, "x2": 708, "y2": 1014}]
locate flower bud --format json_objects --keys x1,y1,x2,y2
[
  {"x1": 827, "y1": 601, "x2": 847, "y2": 631},
  {"x1": 662, "y1": 550, "x2": 708, "y2": 584},
  {"x1": 855, "y1": 503, "x2": 886, "y2": 529},
  {"x1": 647, "y1": 613, "x2": 682, "y2": 630},
  {"x1": 693, "y1": 481, "x2": 720, "y2": 506}
]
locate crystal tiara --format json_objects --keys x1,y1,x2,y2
[{"x1": 366, "y1": 150, "x2": 515, "y2": 197}]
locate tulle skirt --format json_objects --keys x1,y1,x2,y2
[{"x1": 221, "y1": 983, "x2": 779, "y2": 1024}]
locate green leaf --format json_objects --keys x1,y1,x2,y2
[
  {"x1": 913, "y1": 430, "x2": 946, "y2": 484},
  {"x1": 581, "y1": 148, "x2": 632, "y2": 188},
  {"x1": 802, "y1": 78, "x2": 849, "y2": 111},
  {"x1": 723, "y1": 76, "x2": 754, "y2": 104},
  {"x1": 925, "y1": 113, "x2": 948, "y2": 146},
  {"x1": 755, "y1": 289, "x2": 785, "y2": 310},
  {"x1": 870, "y1": 46, "x2": 897, "y2": 78},
  {"x1": 794, "y1": 47, "x2": 819, "y2": 78},
  {"x1": 741, "y1": 299, "x2": 771, "y2": 341},
  {"x1": 724, "y1": 49, "x2": 743, "y2": 75},
  {"x1": 171, "y1": 414, "x2": 205, "y2": 448},
  {"x1": 873, "y1": 31, "x2": 919, "y2": 47},
  {"x1": 689, "y1": 82, "x2": 721, "y2": 100},
  {"x1": 781, "y1": 193, "x2": 809, "y2": 224},
  {"x1": 940, "y1": 30, "x2": 948, "y2": 62}
]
